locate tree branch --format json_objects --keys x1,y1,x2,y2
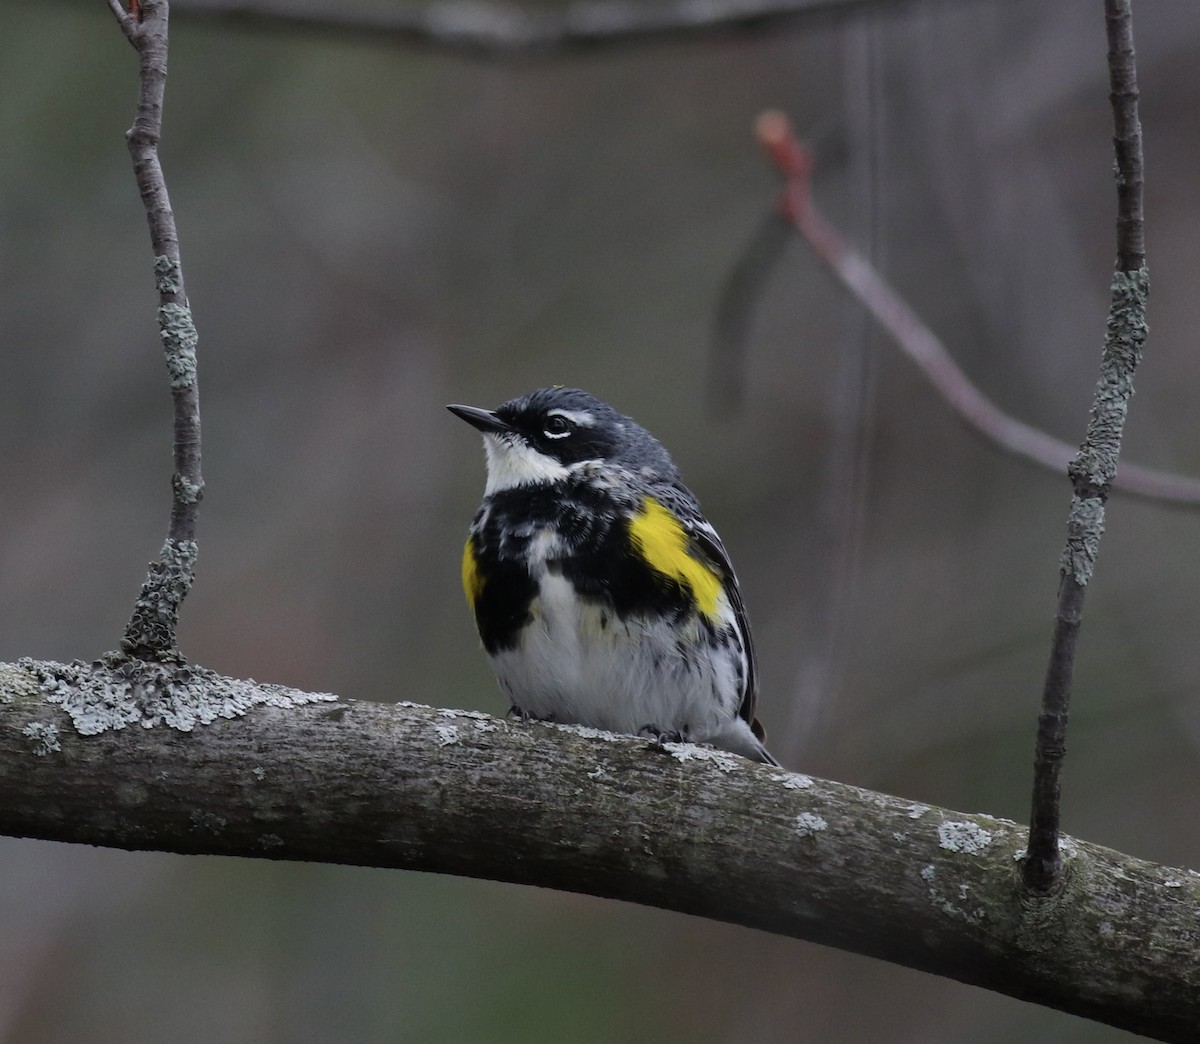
[
  {"x1": 742, "y1": 111, "x2": 1196, "y2": 505},
  {"x1": 1025, "y1": 0, "x2": 1148, "y2": 891},
  {"x1": 110, "y1": 0, "x2": 205, "y2": 661},
  {"x1": 166, "y1": 0, "x2": 938, "y2": 57},
  {"x1": 1, "y1": 659, "x2": 1197, "y2": 1041}
]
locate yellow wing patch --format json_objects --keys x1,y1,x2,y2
[
  {"x1": 629, "y1": 497, "x2": 722, "y2": 621},
  {"x1": 462, "y1": 538, "x2": 484, "y2": 609}
]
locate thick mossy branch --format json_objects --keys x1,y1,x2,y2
[{"x1": 1, "y1": 661, "x2": 1198, "y2": 1041}]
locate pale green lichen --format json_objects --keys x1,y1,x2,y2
[
  {"x1": 158, "y1": 302, "x2": 198, "y2": 388},
  {"x1": 152, "y1": 254, "x2": 182, "y2": 295},
  {"x1": 1070, "y1": 266, "x2": 1149, "y2": 488},
  {"x1": 122, "y1": 538, "x2": 199, "y2": 655},
  {"x1": 0, "y1": 662, "x2": 40, "y2": 702},
  {"x1": 794, "y1": 812, "x2": 828, "y2": 837},
  {"x1": 664, "y1": 743, "x2": 742, "y2": 773},
  {"x1": 434, "y1": 723, "x2": 461, "y2": 746},
  {"x1": 937, "y1": 819, "x2": 994, "y2": 855},
  {"x1": 19, "y1": 657, "x2": 337, "y2": 736},
  {"x1": 172, "y1": 474, "x2": 204, "y2": 504},
  {"x1": 1060, "y1": 495, "x2": 1106, "y2": 585},
  {"x1": 159, "y1": 538, "x2": 198, "y2": 577},
  {"x1": 551, "y1": 722, "x2": 623, "y2": 743},
  {"x1": 22, "y1": 721, "x2": 61, "y2": 756}
]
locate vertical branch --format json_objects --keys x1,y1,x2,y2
[
  {"x1": 109, "y1": 0, "x2": 205, "y2": 662},
  {"x1": 1024, "y1": 0, "x2": 1148, "y2": 891}
]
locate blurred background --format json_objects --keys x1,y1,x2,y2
[{"x1": 2, "y1": 0, "x2": 1198, "y2": 1040}]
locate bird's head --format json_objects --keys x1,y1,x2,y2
[{"x1": 448, "y1": 387, "x2": 677, "y2": 494}]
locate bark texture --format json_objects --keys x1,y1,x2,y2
[{"x1": 1, "y1": 660, "x2": 1197, "y2": 1041}]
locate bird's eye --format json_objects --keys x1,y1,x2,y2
[{"x1": 543, "y1": 415, "x2": 573, "y2": 439}]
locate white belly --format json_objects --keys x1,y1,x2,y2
[{"x1": 488, "y1": 572, "x2": 741, "y2": 742}]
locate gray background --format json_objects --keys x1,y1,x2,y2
[{"x1": 2, "y1": 1, "x2": 1198, "y2": 1040}]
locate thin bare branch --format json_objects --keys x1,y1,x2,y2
[
  {"x1": 107, "y1": 0, "x2": 133, "y2": 30},
  {"x1": 749, "y1": 111, "x2": 1195, "y2": 506},
  {"x1": 169, "y1": 0, "x2": 944, "y2": 57},
  {"x1": 1107, "y1": 0, "x2": 1145, "y2": 272},
  {"x1": 107, "y1": 0, "x2": 205, "y2": 661},
  {"x1": 1025, "y1": 0, "x2": 1149, "y2": 891}
]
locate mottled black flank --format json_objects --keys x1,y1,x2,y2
[
  {"x1": 468, "y1": 474, "x2": 712, "y2": 653},
  {"x1": 493, "y1": 387, "x2": 679, "y2": 476},
  {"x1": 468, "y1": 537, "x2": 538, "y2": 654}
]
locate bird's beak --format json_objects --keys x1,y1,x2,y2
[{"x1": 447, "y1": 403, "x2": 515, "y2": 435}]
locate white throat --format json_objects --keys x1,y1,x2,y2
[{"x1": 482, "y1": 434, "x2": 571, "y2": 494}]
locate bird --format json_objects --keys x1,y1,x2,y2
[{"x1": 448, "y1": 386, "x2": 778, "y2": 766}]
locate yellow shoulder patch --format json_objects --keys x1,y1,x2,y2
[
  {"x1": 628, "y1": 497, "x2": 722, "y2": 620},
  {"x1": 462, "y1": 538, "x2": 484, "y2": 609}
]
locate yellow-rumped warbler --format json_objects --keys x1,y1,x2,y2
[{"x1": 449, "y1": 387, "x2": 778, "y2": 765}]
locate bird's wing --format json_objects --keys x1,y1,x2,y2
[{"x1": 656, "y1": 484, "x2": 761, "y2": 733}]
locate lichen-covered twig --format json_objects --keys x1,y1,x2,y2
[
  {"x1": 108, "y1": 0, "x2": 205, "y2": 661},
  {"x1": 1024, "y1": 0, "x2": 1148, "y2": 891},
  {"x1": 169, "y1": 0, "x2": 921, "y2": 58},
  {"x1": 744, "y1": 110, "x2": 1195, "y2": 505}
]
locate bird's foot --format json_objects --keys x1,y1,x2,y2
[
  {"x1": 638, "y1": 724, "x2": 687, "y2": 751},
  {"x1": 508, "y1": 705, "x2": 555, "y2": 724}
]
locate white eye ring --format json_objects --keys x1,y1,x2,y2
[{"x1": 543, "y1": 415, "x2": 573, "y2": 439}]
